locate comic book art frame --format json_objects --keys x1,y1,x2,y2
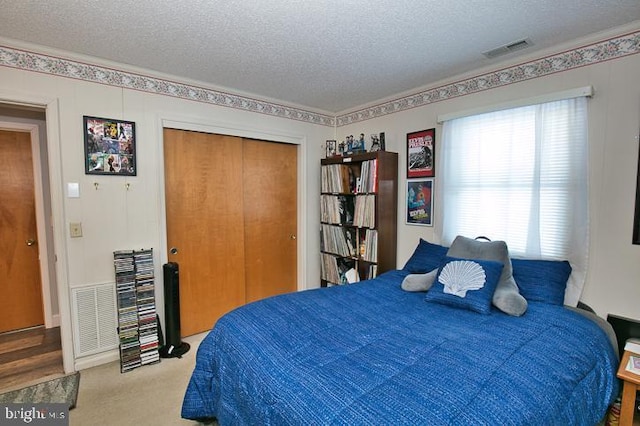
[
  {"x1": 406, "y1": 178, "x2": 434, "y2": 226},
  {"x1": 84, "y1": 115, "x2": 136, "y2": 176},
  {"x1": 407, "y1": 128, "x2": 435, "y2": 178}
]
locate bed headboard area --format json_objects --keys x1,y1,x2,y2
[{"x1": 607, "y1": 314, "x2": 640, "y2": 358}]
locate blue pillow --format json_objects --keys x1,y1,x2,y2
[
  {"x1": 511, "y1": 258, "x2": 572, "y2": 305},
  {"x1": 425, "y1": 256, "x2": 504, "y2": 314},
  {"x1": 403, "y1": 239, "x2": 448, "y2": 273}
]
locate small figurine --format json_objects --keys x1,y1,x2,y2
[{"x1": 356, "y1": 133, "x2": 366, "y2": 152}]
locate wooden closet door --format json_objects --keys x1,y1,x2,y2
[
  {"x1": 164, "y1": 129, "x2": 246, "y2": 336},
  {"x1": 243, "y1": 139, "x2": 297, "y2": 302}
]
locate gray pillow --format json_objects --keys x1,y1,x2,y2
[
  {"x1": 447, "y1": 236, "x2": 527, "y2": 316},
  {"x1": 401, "y1": 269, "x2": 438, "y2": 292}
]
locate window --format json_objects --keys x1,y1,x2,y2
[{"x1": 439, "y1": 96, "x2": 588, "y2": 305}]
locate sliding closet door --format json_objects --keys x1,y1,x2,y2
[
  {"x1": 164, "y1": 129, "x2": 298, "y2": 337},
  {"x1": 243, "y1": 138, "x2": 298, "y2": 303},
  {"x1": 164, "y1": 129, "x2": 246, "y2": 336}
]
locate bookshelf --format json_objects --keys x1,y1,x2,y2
[
  {"x1": 113, "y1": 248, "x2": 160, "y2": 372},
  {"x1": 320, "y1": 151, "x2": 398, "y2": 286}
]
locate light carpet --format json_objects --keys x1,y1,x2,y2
[{"x1": 69, "y1": 332, "x2": 209, "y2": 426}]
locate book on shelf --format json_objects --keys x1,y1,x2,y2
[
  {"x1": 624, "y1": 337, "x2": 640, "y2": 355},
  {"x1": 626, "y1": 354, "x2": 640, "y2": 375},
  {"x1": 320, "y1": 224, "x2": 357, "y2": 257},
  {"x1": 320, "y1": 195, "x2": 355, "y2": 225},
  {"x1": 353, "y1": 194, "x2": 376, "y2": 228},
  {"x1": 321, "y1": 164, "x2": 358, "y2": 193},
  {"x1": 320, "y1": 253, "x2": 360, "y2": 285}
]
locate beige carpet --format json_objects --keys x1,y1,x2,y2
[{"x1": 70, "y1": 332, "x2": 209, "y2": 426}]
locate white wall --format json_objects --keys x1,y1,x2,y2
[
  {"x1": 1, "y1": 24, "x2": 639, "y2": 370},
  {"x1": 338, "y1": 44, "x2": 640, "y2": 320},
  {"x1": 0, "y1": 62, "x2": 330, "y2": 369}
]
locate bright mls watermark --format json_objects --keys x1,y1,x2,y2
[{"x1": 1, "y1": 404, "x2": 68, "y2": 425}]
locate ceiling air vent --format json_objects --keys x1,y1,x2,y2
[{"x1": 482, "y1": 38, "x2": 533, "y2": 59}]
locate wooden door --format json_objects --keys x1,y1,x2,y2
[
  {"x1": 243, "y1": 139, "x2": 297, "y2": 302},
  {"x1": 0, "y1": 129, "x2": 44, "y2": 333},
  {"x1": 164, "y1": 129, "x2": 246, "y2": 336},
  {"x1": 164, "y1": 129, "x2": 298, "y2": 336}
]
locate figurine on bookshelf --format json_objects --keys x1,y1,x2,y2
[
  {"x1": 338, "y1": 140, "x2": 346, "y2": 156},
  {"x1": 355, "y1": 133, "x2": 366, "y2": 152},
  {"x1": 345, "y1": 134, "x2": 366, "y2": 154},
  {"x1": 346, "y1": 135, "x2": 354, "y2": 153}
]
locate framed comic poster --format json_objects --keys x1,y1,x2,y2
[
  {"x1": 84, "y1": 115, "x2": 136, "y2": 176},
  {"x1": 406, "y1": 179, "x2": 433, "y2": 226},
  {"x1": 407, "y1": 128, "x2": 435, "y2": 178}
]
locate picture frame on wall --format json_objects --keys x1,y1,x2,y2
[
  {"x1": 84, "y1": 115, "x2": 136, "y2": 176},
  {"x1": 407, "y1": 128, "x2": 435, "y2": 178},
  {"x1": 633, "y1": 134, "x2": 640, "y2": 245},
  {"x1": 325, "y1": 139, "x2": 337, "y2": 158},
  {"x1": 406, "y1": 178, "x2": 433, "y2": 226}
]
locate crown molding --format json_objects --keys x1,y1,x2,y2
[
  {"x1": 1, "y1": 26, "x2": 639, "y2": 129},
  {"x1": 336, "y1": 29, "x2": 640, "y2": 126},
  {"x1": 0, "y1": 38, "x2": 335, "y2": 127}
]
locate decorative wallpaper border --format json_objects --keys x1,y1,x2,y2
[
  {"x1": 0, "y1": 45, "x2": 336, "y2": 127},
  {"x1": 336, "y1": 30, "x2": 640, "y2": 126},
  {"x1": 1, "y1": 30, "x2": 639, "y2": 128}
]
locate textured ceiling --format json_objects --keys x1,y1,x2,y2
[{"x1": 0, "y1": 1, "x2": 639, "y2": 113}]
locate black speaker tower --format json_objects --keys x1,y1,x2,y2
[{"x1": 159, "y1": 262, "x2": 190, "y2": 358}]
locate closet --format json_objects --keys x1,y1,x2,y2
[{"x1": 163, "y1": 129, "x2": 297, "y2": 336}]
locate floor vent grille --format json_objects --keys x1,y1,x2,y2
[{"x1": 71, "y1": 283, "x2": 119, "y2": 357}]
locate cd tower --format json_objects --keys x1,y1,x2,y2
[{"x1": 113, "y1": 248, "x2": 160, "y2": 372}]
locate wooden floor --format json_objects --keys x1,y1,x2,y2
[{"x1": 0, "y1": 326, "x2": 64, "y2": 393}]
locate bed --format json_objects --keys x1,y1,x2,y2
[{"x1": 181, "y1": 238, "x2": 620, "y2": 425}]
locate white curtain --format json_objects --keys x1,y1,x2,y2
[{"x1": 438, "y1": 96, "x2": 588, "y2": 306}]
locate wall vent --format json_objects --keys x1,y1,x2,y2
[
  {"x1": 71, "y1": 283, "x2": 119, "y2": 357},
  {"x1": 483, "y1": 38, "x2": 533, "y2": 59}
]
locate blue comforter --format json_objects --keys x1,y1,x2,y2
[{"x1": 181, "y1": 270, "x2": 619, "y2": 425}]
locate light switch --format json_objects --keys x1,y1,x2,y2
[
  {"x1": 67, "y1": 182, "x2": 80, "y2": 198},
  {"x1": 69, "y1": 222, "x2": 83, "y2": 238}
]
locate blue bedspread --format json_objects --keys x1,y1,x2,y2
[{"x1": 181, "y1": 270, "x2": 619, "y2": 425}]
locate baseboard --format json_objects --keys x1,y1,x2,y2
[{"x1": 74, "y1": 349, "x2": 120, "y2": 371}]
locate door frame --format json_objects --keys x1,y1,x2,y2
[
  {"x1": 157, "y1": 117, "x2": 307, "y2": 322},
  {"x1": 0, "y1": 120, "x2": 54, "y2": 328},
  {"x1": 0, "y1": 92, "x2": 74, "y2": 374}
]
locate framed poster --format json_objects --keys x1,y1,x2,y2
[
  {"x1": 325, "y1": 140, "x2": 336, "y2": 158},
  {"x1": 407, "y1": 128, "x2": 435, "y2": 178},
  {"x1": 633, "y1": 134, "x2": 640, "y2": 245},
  {"x1": 84, "y1": 115, "x2": 136, "y2": 175},
  {"x1": 406, "y1": 179, "x2": 433, "y2": 226}
]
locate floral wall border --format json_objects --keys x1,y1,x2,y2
[
  {"x1": 1, "y1": 29, "x2": 638, "y2": 128},
  {"x1": 337, "y1": 30, "x2": 640, "y2": 126},
  {"x1": 0, "y1": 44, "x2": 335, "y2": 127}
]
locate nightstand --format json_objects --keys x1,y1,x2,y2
[{"x1": 616, "y1": 350, "x2": 640, "y2": 425}]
